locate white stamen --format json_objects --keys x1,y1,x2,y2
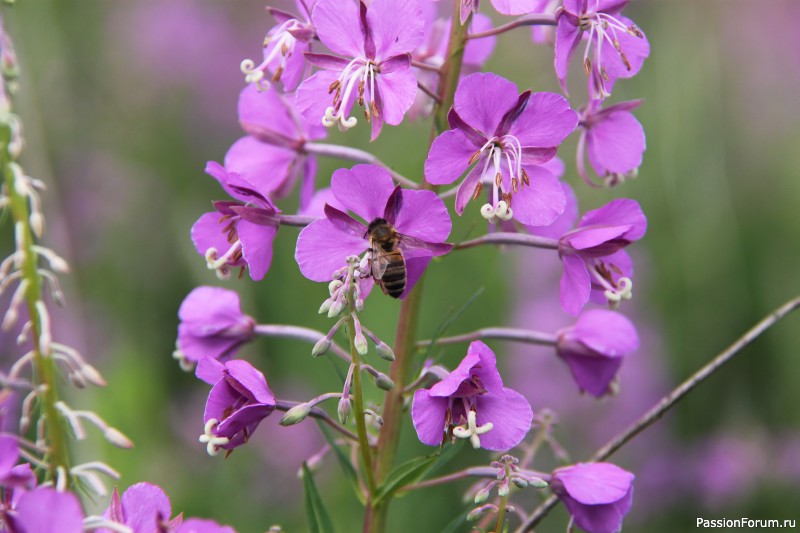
[
  {"x1": 199, "y1": 418, "x2": 230, "y2": 456},
  {"x1": 452, "y1": 410, "x2": 493, "y2": 449}
]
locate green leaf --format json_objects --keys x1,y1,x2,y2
[
  {"x1": 439, "y1": 501, "x2": 474, "y2": 533},
  {"x1": 315, "y1": 420, "x2": 366, "y2": 505},
  {"x1": 301, "y1": 462, "x2": 336, "y2": 533},
  {"x1": 422, "y1": 439, "x2": 463, "y2": 480},
  {"x1": 373, "y1": 454, "x2": 438, "y2": 506}
]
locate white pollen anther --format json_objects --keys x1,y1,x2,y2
[
  {"x1": 199, "y1": 418, "x2": 230, "y2": 456},
  {"x1": 452, "y1": 410, "x2": 493, "y2": 449}
]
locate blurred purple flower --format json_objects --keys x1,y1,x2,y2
[
  {"x1": 410, "y1": 8, "x2": 495, "y2": 119},
  {"x1": 578, "y1": 98, "x2": 645, "y2": 187},
  {"x1": 558, "y1": 198, "x2": 646, "y2": 315},
  {"x1": 424, "y1": 73, "x2": 577, "y2": 226},
  {"x1": 103, "y1": 483, "x2": 182, "y2": 532},
  {"x1": 296, "y1": 0, "x2": 424, "y2": 139},
  {"x1": 556, "y1": 309, "x2": 639, "y2": 397},
  {"x1": 231, "y1": 84, "x2": 326, "y2": 210},
  {"x1": 176, "y1": 518, "x2": 237, "y2": 533},
  {"x1": 9, "y1": 488, "x2": 85, "y2": 533},
  {"x1": 197, "y1": 358, "x2": 276, "y2": 454},
  {"x1": 411, "y1": 341, "x2": 533, "y2": 451},
  {"x1": 551, "y1": 462, "x2": 635, "y2": 533},
  {"x1": 295, "y1": 165, "x2": 451, "y2": 299},
  {"x1": 191, "y1": 163, "x2": 280, "y2": 281},
  {"x1": 0, "y1": 436, "x2": 35, "y2": 490},
  {"x1": 459, "y1": 0, "x2": 541, "y2": 24},
  {"x1": 241, "y1": 1, "x2": 318, "y2": 91},
  {"x1": 555, "y1": 0, "x2": 649, "y2": 99},
  {"x1": 176, "y1": 287, "x2": 255, "y2": 366}
]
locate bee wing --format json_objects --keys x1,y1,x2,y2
[
  {"x1": 396, "y1": 233, "x2": 452, "y2": 257},
  {"x1": 370, "y1": 241, "x2": 394, "y2": 281}
]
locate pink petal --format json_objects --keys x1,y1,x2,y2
[
  {"x1": 555, "y1": 463, "x2": 634, "y2": 505},
  {"x1": 238, "y1": 220, "x2": 278, "y2": 281},
  {"x1": 368, "y1": 0, "x2": 425, "y2": 59},
  {"x1": 454, "y1": 163, "x2": 484, "y2": 215},
  {"x1": 312, "y1": 0, "x2": 364, "y2": 57},
  {"x1": 574, "y1": 309, "x2": 639, "y2": 356},
  {"x1": 560, "y1": 350, "x2": 623, "y2": 397},
  {"x1": 376, "y1": 68, "x2": 418, "y2": 126},
  {"x1": 565, "y1": 225, "x2": 632, "y2": 250},
  {"x1": 554, "y1": 16, "x2": 581, "y2": 95},
  {"x1": 191, "y1": 212, "x2": 232, "y2": 257},
  {"x1": 196, "y1": 357, "x2": 226, "y2": 386},
  {"x1": 224, "y1": 137, "x2": 295, "y2": 198},
  {"x1": 394, "y1": 189, "x2": 451, "y2": 242},
  {"x1": 464, "y1": 14, "x2": 496, "y2": 66},
  {"x1": 454, "y1": 73, "x2": 519, "y2": 136},
  {"x1": 331, "y1": 165, "x2": 396, "y2": 223},
  {"x1": 490, "y1": 0, "x2": 541, "y2": 15},
  {"x1": 225, "y1": 360, "x2": 275, "y2": 404},
  {"x1": 14, "y1": 489, "x2": 84, "y2": 533},
  {"x1": 121, "y1": 483, "x2": 173, "y2": 532},
  {"x1": 560, "y1": 254, "x2": 591, "y2": 316},
  {"x1": 429, "y1": 350, "x2": 482, "y2": 398},
  {"x1": 527, "y1": 181, "x2": 578, "y2": 238},
  {"x1": 509, "y1": 92, "x2": 578, "y2": 147},
  {"x1": 578, "y1": 198, "x2": 647, "y2": 241},
  {"x1": 411, "y1": 390, "x2": 448, "y2": 446},
  {"x1": 475, "y1": 388, "x2": 533, "y2": 451},
  {"x1": 296, "y1": 70, "x2": 341, "y2": 127},
  {"x1": 586, "y1": 109, "x2": 645, "y2": 175},
  {"x1": 237, "y1": 84, "x2": 296, "y2": 140},
  {"x1": 510, "y1": 165, "x2": 566, "y2": 226},
  {"x1": 599, "y1": 16, "x2": 649, "y2": 82},
  {"x1": 295, "y1": 219, "x2": 368, "y2": 282},
  {"x1": 424, "y1": 129, "x2": 476, "y2": 186},
  {"x1": 178, "y1": 287, "x2": 242, "y2": 329}
]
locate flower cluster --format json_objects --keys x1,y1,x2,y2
[{"x1": 172, "y1": 1, "x2": 655, "y2": 532}]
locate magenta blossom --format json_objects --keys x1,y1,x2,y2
[
  {"x1": 558, "y1": 198, "x2": 646, "y2": 315},
  {"x1": 296, "y1": 0, "x2": 424, "y2": 139},
  {"x1": 196, "y1": 358, "x2": 276, "y2": 454},
  {"x1": 577, "y1": 98, "x2": 645, "y2": 187},
  {"x1": 555, "y1": 0, "x2": 649, "y2": 99},
  {"x1": 176, "y1": 287, "x2": 255, "y2": 367},
  {"x1": 191, "y1": 163, "x2": 280, "y2": 281},
  {"x1": 550, "y1": 462, "x2": 635, "y2": 533},
  {"x1": 8, "y1": 488, "x2": 85, "y2": 533},
  {"x1": 103, "y1": 483, "x2": 182, "y2": 533},
  {"x1": 240, "y1": 1, "x2": 318, "y2": 91},
  {"x1": 411, "y1": 341, "x2": 533, "y2": 451},
  {"x1": 230, "y1": 84, "x2": 326, "y2": 210},
  {"x1": 556, "y1": 309, "x2": 638, "y2": 397},
  {"x1": 295, "y1": 165, "x2": 452, "y2": 299},
  {"x1": 424, "y1": 73, "x2": 577, "y2": 226},
  {"x1": 459, "y1": 0, "x2": 542, "y2": 24}
]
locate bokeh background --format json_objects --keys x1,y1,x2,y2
[{"x1": 3, "y1": 0, "x2": 799, "y2": 531}]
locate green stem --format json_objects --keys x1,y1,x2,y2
[
  {"x1": 365, "y1": 2, "x2": 471, "y2": 531},
  {"x1": 494, "y1": 490, "x2": 510, "y2": 533},
  {"x1": 1, "y1": 123, "x2": 71, "y2": 482},
  {"x1": 345, "y1": 309, "x2": 376, "y2": 496}
]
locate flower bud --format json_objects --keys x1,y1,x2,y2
[
  {"x1": 354, "y1": 332, "x2": 368, "y2": 356},
  {"x1": 318, "y1": 298, "x2": 333, "y2": 315},
  {"x1": 474, "y1": 487, "x2": 490, "y2": 504},
  {"x1": 280, "y1": 403, "x2": 312, "y2": 426},
  {"x1": 337, "y1": 397, "x2": 351, "y2": 425},
  {"x1": 311, "y1": 337, "x2": 331, "y2": 358},
  {"x1": 497, "y1": 483, "x2": 509, "y2": 498},
  {"x1": 375, "y1": 342, "x2": 395, "y2": 361},
  {"x1": 527, "y1": 476, "x2": 548, "y2": 489},
  {"x1": 512, "y1": 477, "x2": 529, "y2": 489},
  {"x1": 104, "y1": 427, "x2": 134, "y2": 449},
  {"x1": 374, "y1": 373, "x2": 394, "y2": 391}
]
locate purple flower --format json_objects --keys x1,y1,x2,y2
[
  {"x1": 196, "y1": 358, "x2": 276, "y2": 454},
  {"x1": 555, "y1": 0, "x2": 649, "y2": 99},
  {"x1": 296, "y1": 0, "x2": 424, "y2": 139},
  {"x1": 459, "y1": 0, "x2": 542, "y2": 25},
  {"x1": 558, "y1": 198, "x2": 646, "y2": 315},
  {"x1": 550, "y1": 462, "x2": 635, "y2": 533},
  {"x1": 556, "y1": 309, "x2": 639, "y2": 397},
  {"x1": 9, "y1": 488, "x2": 85, "y2": 533},
  {"x1": 230, "y1": 84, "x2": 326, "y2": 210},
  {"x1": 0, "y1": 436, "x2": 35, "y2": 490},
  {"x1": 240, "y1": 1, "x2": 318, "y2": 91},
  {"x1": 191, "y1": 163, "x2": 281, "y2": 281},
  {"x1": 577, "y1": 98, "x2": 645, "y2": 187},
  {"x1": 176, "y1": 518, "x2": 237, "y2": 533},
  {"x1": 176, "y1": 287, "x2": 255, "y2": 366},
  {"x1": 411, "y1": 341, "x2": 533, "y2": 451},
  {"x1": 103, "y1": 483, "x2": 182, "y2": 532},
  {"x1": 424, "y1": 73, "x2": 577, "y2": 226},
  {"x1": 295, "y1": 165, "x2": 452, "y2": 299}
]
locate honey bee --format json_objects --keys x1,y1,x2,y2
[{"x1": 366, "y1": 218, "x2": 406, "y2": 298}]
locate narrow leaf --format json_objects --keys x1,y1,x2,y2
[
  {"x1": 373, "y1": 454, "x2": 437, "y2": 506},
  {"x1": 301, "y1": 462, "x2": 336, "y2": 533}
]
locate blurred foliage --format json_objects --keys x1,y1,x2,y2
[{"x1": 2, "y1": 0, "x2": 799, "y2": 531}]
